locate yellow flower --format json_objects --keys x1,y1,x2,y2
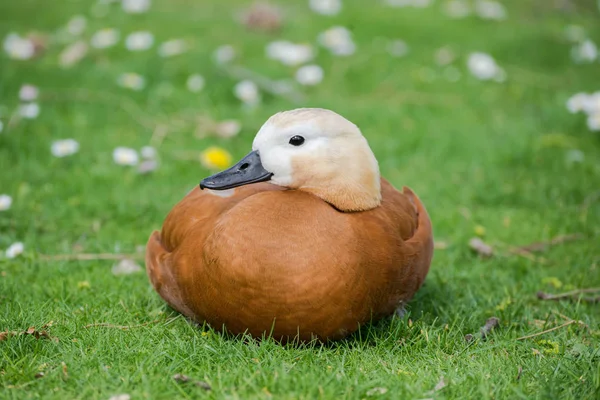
[
  {"x1": 474, "y1": 225, "x2": 486, "y2": 236},
  {"x1": 200, "y1": 147, "x2": 232, "y2": 170}
]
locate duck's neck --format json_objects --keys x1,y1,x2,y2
[{"x1": 302, "y1": 177, "x2": 382, "y2": 212}]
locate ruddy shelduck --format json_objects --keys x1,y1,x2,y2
[{"x1": 146, "y1": 108, "x2": 434, "y2": 342}]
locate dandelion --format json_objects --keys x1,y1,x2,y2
[
  {"x1": 444, "y1": 0, "x2": 471, "y2": 18},
  {"x1": 295, "y1": 65, "x2": 324, "y2": 86},
  {"x1": 387, "y1": 40, "x2": 409, "y2": 57},
  {"x1": 213, "y1": 45, "x2": 236, "y2": 64},
  {"x1": 59, "y1": 41, "x2": 88, "y2": 68},
  {"x1": 19, "y1": 84, "x2": 38, "y2": 102},
  {"x1": 318, "y1": 26, "x2": 355, "y2": 56},
  {"x1": 234, "y1": 80, "x2": 260, "y2": 106},
  {"x1": 90, "y1": 28, "x2": 119, "y2": 49},
  {"x1": 467, "y1": 52, "x2": 503, "y2": 81},
  {"x1": 475, "y1": 0, "x2": 507, "y2": 21},
  {"x1": 122, "y1": 0, "x2": 151, "y2": 14},
  {"x1": 19, "y1": 103, "x2": 40, "y2": 119},
  {"x1": 5, "y1": 242, "x2": 24, "y2": 259},
  {"x1": 113, "y1": 147, "x2": 139, "y2": 166},
  {"x1": 66, "y1": 15, "x2": 87, "y2": 36},
  {"x1": 117, "y1": 73, "x2": 145, "y2": 91},
  {"x1": 51, "y1": 139, "x2": 80, "y2": 157},
  {"x1": 309, "y1": 0, "x2": 342, "y2": 16},
  {"x1": 266, "y1": 41, "x2": 314, "y2": 66},
  {"x1": 186, "y1": 74, "x2": 205, "y2": 93},
  {"x1": 200, "y1": 147, "x2": 233, "y2": 170},
  {"x1": 3, "y1": 33, "x2": 35, "y2": 60},
  {"x1": 125, "y1": 31, "x2": 154, "y2": 51},
  {"x1": 0, "y1": 194, "x2": 12, "y2": 211},
  {"x1": 158, "y1": 39, "x2": 187, "y2": 58}
]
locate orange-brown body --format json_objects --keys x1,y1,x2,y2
[{"x1": 145, "y1": 179, "x2": 433, "y2": 342}]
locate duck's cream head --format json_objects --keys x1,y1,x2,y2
[{"x1": 200, "y1": 108, "x2": 381, "y2": 212}]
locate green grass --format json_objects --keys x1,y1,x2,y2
[{"x1": 1, "y1": 0, "x2": 600, "y2": 398}]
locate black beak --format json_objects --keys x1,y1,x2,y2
[{"x1": 199, "y1": 150, "x2": 273, "y2": 190}]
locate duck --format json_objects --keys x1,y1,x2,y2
[{"x1": 145, "y1": 108, "x2": 434, "y2": 343}]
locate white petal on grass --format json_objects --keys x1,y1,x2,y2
[
  {"x1": 318, "y1": 26, "x2": 356, "y2": 56},
  {"x1": 266, "y1": 41, "x2": 314, "y2": 66},
  {"x1": 444, "y1": 0, "x2": 471, "y2": 18},
  {"x1": 0, "y1": 194, "x2": 12, "y2": 211},
  {"x1": 571, "y1": 39, "x2": 597, "y2": 64},
  {"x1": 158, "y1": 39, "x2": 187, "y2": 58},
  {"x1": 59, "y1": 41, "x2": 88, "y2": 68},
  {"x1": 113, "y1": 147, "x2": 139, "y2": 166},
  {"x1": 117, "y1": 73, "x2": 145, "y2": 91},
  {"x1": 467, "y1": 52, "x2": 501, "y2": 81},
  {"x1": 587, "y1": 112, "x2": 600, "y2": 131},
  {"x1": 186, "y1": 74, "x2": 205, "y2": 93},
  {"x1": 3, "y1": 33, "x2": 35, "y2": 60},
  {"x1": 19, "y1": 84, "x2": 38, "y2": 102},
  {"x1": 66, "y1": 15, "x2": 87, "y2": 36},
  {"x1": 387, "y1": 40, "x2": 409, "y2": 57},
  {"x1": 125, "y1": 31, "x2": 154, "y2": 51},
  {"x1": 122, "y1": 0, "x2": 151, "y2": 14},
  {"x1": 309, "y1": 0, "x2": 342, "y2": 16},
  {"x1": 51, "y1": 139, "x2": 80, "y2": 157},
  {"x1": 19, "y1": 103, "x2": 40, "y2": 119},
  {"x1": 112, "y1": 259, "x2": 142, "y2": 275},
  {"x1": 140, "y1": 145, "x2": 156, "y2": 159},
  {"x1": 5, "y1": 242, "x2": 24, "y2": 259},
  {"x1": 582, "y1": 92, "x2": 600, "y2": 115},
  {"x1": 213, "y1": 45, "x2": 235, "y2": 64},
  {"x1": 295, "y1": 64, "x2": 324, "y2": 86},
  {"x1": 90, "y1": 28, "x2": 120, "y2": 49},
  {"x1": 475, "y1": 0, "x2": 507, "y2": 21},
  {"x1": 234, "y1": 80, "x2": 261, "y2": 106},
  {"x1": 566, "y1": 92, "x2": 590, "y2": 114}
]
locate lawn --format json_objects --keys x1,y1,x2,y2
[{"x1": 1, "y1": 0, "x2": 600, "y2": 399}]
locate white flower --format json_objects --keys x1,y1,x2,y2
[
  {"x1": 387, "y1": 40, "x2": 409, "y2": 57},
  {"x1": 215, "y1": 120, "x2": 242, "y2": 138},
  {"x1": 444, "y1": 0, "x2": 471, "y2": 18},
  {"x1": 140, "y1": 145, "x2": 156, "y2": 159},
  {"x1": 125, "y1": 31, "x2": 154, "y2": 51},
  {"x1": 90, "y1": 28, "x2": 120, "y2": 49},
  {"x1": 571, "y1": 39, "x2": 597, "y2": 64},
  {"x1": 295, "y1": 64, "x2": 324, "y2": 86},
  {"x1": 582, "y1": 92, "x2": 600, "y2": 115},
  {"x1": 19, "y1": 84, "x2": 38, "y2": 102},
  {"x1": 475, "y1": 0, "x2": 507, "y2": 20},
  {"x1": 113, "y1": 147, "x2": 139, "y2": 166},
  {"x1": 213, "y1": 45, "x2": 235, "y2": 64},
  {"x1": 3, "y1": 33, "x2": 35, "y2": 60},
  {"x1": 318, "y1": 26, "x2": 355, "y2": 56},
  {"x1": 186, "y1": 74, "x2": 205, "y2": 93},
  {"x1": 467, "y1": 52, "x2": 502, "y2": 81},
  {"x1": 5, "y1": 242, "x2": 24, "y2": 259},
  {"x1": 122, "y1": 0, "x2": 151, "y2": 14},
  {"x1": 19, "y1": 103, "x2": 40, "y2": 119},
  {"x1": 0, "y1": 194, "x2": 12, "y2": 211},
  {"x1": 117, "y1": 73, "x2": 145, "y2": 91},
  {"x1": 309, "y1": 0, "x2": 342, "y2": 15},
  {"x1": 51, "y1": 139, "x2": 80, "y2": 157},
  {"x1": 566, "y1": 92, "x2": 590, "y2": 114},
  {"x1": 266, "y1": 41, "x2": 314, "y2": 66},
  {"x1": 158, "y1": 39, "x2": 187, "y2": 58},
  {"x1": 59, "y1": 40, "x2": 88, "y2": 68},
  {"x1": 587, "y1": 112, "x2": 600, "y2": 131},
  {"x1": 234, "y1": 80, "x2": 260, "y2": 106},
  {"x1": 66, "y1": 15, "x2": 87, "y2": 36}
]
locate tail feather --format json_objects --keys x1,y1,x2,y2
[{"x1": 402, "y1": 186, "x2": 434, "y2": 286}]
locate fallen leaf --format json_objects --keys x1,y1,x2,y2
[
  {"x1": 469, "y1": 237, "x2": 493, "y2": 257},
  {"x1": 173, "y1": 373, "x2": 190, "y2": 383},
  {"x1": 61, "y1": 361, "x2": 68, "y2": 380}
]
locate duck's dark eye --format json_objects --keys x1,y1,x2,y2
[{"x1": 289, "y1": 135, "x2": 305, "y2": 146}]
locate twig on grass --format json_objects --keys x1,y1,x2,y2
[
  {"x1": 537, "y1": 288, "x2": 600, "y2": 304},
  {"x1": 465, "y1": 317, "x2": 500, "y2": 342},
  {"x1": 83, "y1": 317, "x2": 179, "y2": 330},
  {"x1": 510, "y1": 233, "x2": 584, "y2": 255},
  {"x1": 516, "y1": 320, "x2": 579, "y2": 341}
]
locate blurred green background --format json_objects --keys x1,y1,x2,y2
[{"x1": 1, "y1": 1, "x2": 599, "y2": 399}]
